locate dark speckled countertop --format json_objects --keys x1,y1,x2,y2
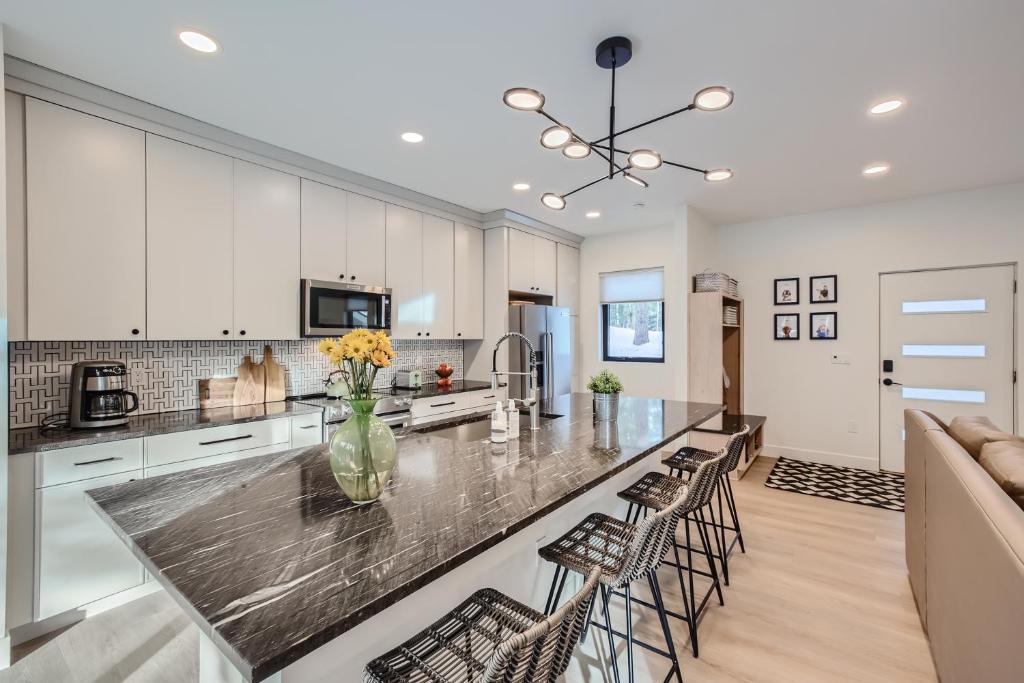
[
  {"x1": 86, "y1": 394, "x2": 723, "y2": 681},
  {"x1": 8, "y1": 401, "x2": 324, "y2": 455}
]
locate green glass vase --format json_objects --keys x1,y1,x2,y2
[{"x1": 329, "y1": 398, "x2": 397, "y2": 504}]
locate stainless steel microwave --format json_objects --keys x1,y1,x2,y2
[{"x1": 301, "y1": 280, "x2": 391, "y2": 337}]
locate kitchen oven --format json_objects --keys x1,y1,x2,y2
[{"x1": 302, "y1": 279, "x2": 391, "y2": 337}]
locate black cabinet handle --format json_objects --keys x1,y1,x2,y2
[
  {"x1": 457, "y1": 332, "x2": 462, "y2": 337},
  {"x1": 222, "y1": 329, "x2": 229, "y2": 336},
  {"x1": 430, "y1": 401, "x2": 456, "y2": 408},
  {"x1": 131, "y1": 328, "x2": 140, "y2": 335},
  {"x1": 425, "y1": 332, "x2": 430, "y2": 337},
  {"x1": 483, "y1": 395, "x2": 495, "y2": 400},
  {"x1": 298, "y1": 425, "x2": 318, "y2": 430},
  {"x1": 198, "y1": 434, "x2": 254, "y2": 446},
  {"x1": 417, "y1": 332, "x2": 422, "y2": 336},
  {"x1": 350, "y1": 275, "x2": 356, "y2": 281},
  {"x1": 239, "y1": 330, "x2": 246, "y2": 336},
  {"x1": 340, "y1": 274, "x2": 345, "y2": 279},
  {"x1": 74, "y1": 456, "x2": 122, "y2": 467}
]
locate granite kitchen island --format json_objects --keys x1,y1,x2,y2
[{"x1": 86, "y1": 394, "x2": 723, "y2": 682}]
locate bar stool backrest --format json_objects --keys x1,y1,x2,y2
[
  {"x1": 723, "y1": 426, "x2": 751, "y2": 473},
  {"x1": 610, "y1": 450, "x2": 728, "y2": 587},
  {"x1": 480, "y1": 566, "x2": 602, "y2": 682}
]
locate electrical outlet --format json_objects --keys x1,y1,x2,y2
[
  {"x1": 831, "y1": 353, "x2": 851, "y2": 365},
  {"x1": 848, "y1": 420, "x2": 859, "y2": 433}
]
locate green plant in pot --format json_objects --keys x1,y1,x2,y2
[
  {"x1": 318, "y1": 330, "x2": 398, "y2": 504},
  {"x1": 588, "y1": 370, "x2": 623, "y2": 421}
]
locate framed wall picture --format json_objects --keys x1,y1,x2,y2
[
  {"x1": 809, "y1": 274, "x2": 837, "y2": 303},
  {"x1": 810, "y1": 312, "x2": 838, "y2": 340},
  {"x1": 774, "y1": 277, "x2": 800, "y2": 305},
  {"x1": 774, "y1": 313, "x2": 800, "y2": 340}
]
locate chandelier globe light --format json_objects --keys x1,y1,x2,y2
[{"x1": 502, "y1": 36, "x2": 734, "y2": 210}]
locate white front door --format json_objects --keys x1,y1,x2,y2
[{"x1": 879, "y1": 265, "x2": 1016, "y2": 472}]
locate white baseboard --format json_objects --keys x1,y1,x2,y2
[{"x1": 765, "y1": 444, "x2": 878, "y2": 471}]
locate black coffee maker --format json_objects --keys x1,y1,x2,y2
[{"x1": 68, "y1": 361, "x2": 140, "y2": 428}]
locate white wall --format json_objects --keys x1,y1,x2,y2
[{"x1": 717, "y1": 182, "x2": 1024, "y2": 470}]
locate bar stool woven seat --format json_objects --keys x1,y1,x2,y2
[
  {"x1": 662, "y1": 446, "x2": 718, "y2": 474},
  {"x1": 616, "y1": 471, "x2": 684, "y2": 511},
  {"x1": 537, "y1": 513, "x2": 633, "y2": 577},
  {"x1": 364, "y1": 568, "x2": 601, "y2": 683}
]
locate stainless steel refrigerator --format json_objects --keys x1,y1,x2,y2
[{"x1": 508, "y1": 304, "x2": 572, "y2": 401}]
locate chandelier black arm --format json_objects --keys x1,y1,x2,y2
[
  {"x1": 588, "y1": 103, "x2": 697, "y2": 145},
  {"x1": 562, "y1": 167, "x2": 627, "y2": 199},
  {"x1": 536, "y1": 109, "x2": 628, "y2": 176},
  {"x1": 591, "y1": 143, "x2": 708, "y2": 175}
]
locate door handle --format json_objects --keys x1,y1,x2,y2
[{"x1": 882, "y1": 378, "x2": 903, "y2": 387}]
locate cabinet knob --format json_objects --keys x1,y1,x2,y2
[
  {"x1": 350, "y1": 275, "x2": 356, "y2": 281},
  {"x1": 339, "y1": 274, "x2": 345, "y2": 280},
  {"x1": 222, "y1": 330, "x2": 230, "y2": 336},
  {"x1": 131, "y1": 328, "x2": 140, "y2": 336},
  {"x1": 457, "y1": 332, "x2": 462, "y2": 337},
  {"x1": 239, "y1": 330, "x2": 246, "y2": 336},
  {"x1": 417, "y1": 332, "x2": 422, "y2": 336},
  {"x1": 425, "y1": 332, "x2": 430, "y2": 337}
]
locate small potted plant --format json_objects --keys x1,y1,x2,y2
[{"x1": 588, "y1": 370, "x2": 624, "y2": 421}]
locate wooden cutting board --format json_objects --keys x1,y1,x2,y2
[
  {"x1": 263, "y1": 345, "x2": 286, "y2": 402},
  {"x1": 233, "y1": 356, "x2": 265, "y2": 406},
  {"x1": 198, "y1": 377, "x2": 238, "y2": 410}
]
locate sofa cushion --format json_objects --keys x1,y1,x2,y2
[
  {"x1": 948, "y1": 416, "x2": 1019, "y2": 459},
  {"x1": 979, "y1": 441, "x2": 1024, "y2": 510}
]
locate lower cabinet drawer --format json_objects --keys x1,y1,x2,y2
[
  {"x1": 36, "y1": 469, "x2": 145, "y2": 620},
  {"x1": 290, "y1": 413, "x2": 325, "y2": 447},
  {"x1": 410, "y1": 387, "x2": 507, "y2": 422},
  {"x1": 145, "y1": 443, "x2": 293, "y2": 478},
  {"x1": 37, "y1": 439, "x2": 144, "y2": 488},
  {"x1": 145, "y1": 418, "x2": 291, "y2": 468}
]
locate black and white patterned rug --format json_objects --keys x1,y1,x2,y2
[{"x1": 764, "y1": 457, "x2": 904, "y2": 511}]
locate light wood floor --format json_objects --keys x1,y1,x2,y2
[{"x1": 3, "y1": 457, "x2": 937, "y2": 682}]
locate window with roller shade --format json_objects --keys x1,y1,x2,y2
[{"x1": 600, "y1": 268, "x2": 665, "y2": 363}]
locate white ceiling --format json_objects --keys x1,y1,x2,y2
[{"x1": 2, "y1": 0, "x2": 1023, "y2": 236}]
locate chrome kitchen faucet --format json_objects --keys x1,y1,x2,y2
[{"x1": 490, "y1": 332, "x2": 540, "y2": 430}]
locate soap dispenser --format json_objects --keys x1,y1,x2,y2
[
  {"x1": 490, "y1": 402, "x2": 507, "y2": 443},
  {"x1": 506, "y1": 399, "x2": 520, "y2": 439}
]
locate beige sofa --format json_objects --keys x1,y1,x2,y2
[{"x1": 904, "y1": 410, "x2": 1024, "y2": 682}]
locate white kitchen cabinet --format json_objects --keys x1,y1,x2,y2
[
  {"x1": 25, "y1": 98, "x2": 146, "y2": 340},
  {"x1": 346, "y1": 193, "x2": 387, "y2": 286},
  {"x1": 300, "y1": 178, "x2": 348, "y2": 283},
  {"x1": 6, "y1": 91, "x2": 27, "y2": 342},
  {"x1": 453, "y1": 223, "x2": 484, "y2": 339},
  {"x1": 233, "y1": 160, "x2": 301, "y2": 339},
  {"x1": 147, "y1": 135, "x2": 234, "y2": 339},
  {"x1": 507, "y1": 228, "x2": 557, "y2": 296},
  {"x1": 385, "y1": 204, "x2": 424, "y2": 339},
  {"x1": 36, "y1": 468, "x2": 145, "y2": 620},
  {"x1": 556, "y1": 243, "x2": 581, "y2": 389},
  {"x1": 291, "y1": 413, "x2": 325, "y2": 447},
  {"x1": 421, "y1": 215, "x2": 454, "y2": 338}
]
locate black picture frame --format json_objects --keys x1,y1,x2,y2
[
  {"x1": 809, "y1": 274, "x2": 838, "y2": 303},
  {"x1": 774, "y1": 277, "x2": 800, "y2": 305},
  {"x1": 774, "y1": 313, "x2": 800, "y2": 340},
  {"x1": 809, "y1": 312, "x2": 838, "y2": 340}
]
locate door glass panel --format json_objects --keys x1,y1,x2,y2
[
  {"x1": 902, "y1": 387, "x2": 986, "y2": 404},
  {"x1": 902, "y1": 298, "x2": 986, "y2": 314},
  {"x1": 901, "y1": 344, "x2": 986, "y2": 358}
]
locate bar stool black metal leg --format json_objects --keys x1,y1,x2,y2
[
  {"x1": 648, "y1": 570, "x2": 684, "y2": 683},
  {"x1": 683, "y1": 512, "x2": 699, "y2": 655},
  {"x1": 545, "y1": 565, "x2": 565, "y2": 615},
  {"x1": 599, "y1": 584, "x2": 621, "y2": 683},
  {"x1": 712, "y1": 489, "x2": 730, "y2": 586},
  {"x1": 580, "y1": 580, "x2": 599, "y2": 643},
  {"x1": 624, "y1": 583, "x2": 635, "y2": 683},
  {"x1": 695, "y1": 508, "x2": 725, "y2": 606},
  {"x1": 670, "y1": 539, "x2": 697, "y2": 656},
  {"x1": 725, "y1": 476, "x2": 745, "y2": 553}
]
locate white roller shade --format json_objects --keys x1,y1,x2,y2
[{"x1": 600, "y1": 268, "x2": 664, "y2": 303}]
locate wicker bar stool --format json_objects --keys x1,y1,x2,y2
[
  {"x1": 363, "y1": 566, "x2": 601, "y2": 683},
  {"x1": 615, "y1": 441, "x2": 734, "y2": 659},
  {"x1": 662, "y1": 426, "x2": 750, "y2": 586},
  {"x1": 538, "y1": 453, "x2": 727, "y2": 683}
]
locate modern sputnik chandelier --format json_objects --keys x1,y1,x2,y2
[{"x1": 503, "y1": 36, "x2": 734, "y2": 211}]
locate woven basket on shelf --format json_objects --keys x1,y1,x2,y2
[{"x1": 694, "y1": 270, "x2": 739, "y2": 297}]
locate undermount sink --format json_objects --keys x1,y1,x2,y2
[{"x1": 413, "y1": 412, "x2": 563, "y2": 442}]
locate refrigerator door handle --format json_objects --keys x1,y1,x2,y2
[{"x1": 545, "y1": 331, "x2": 554, "y2": 401}]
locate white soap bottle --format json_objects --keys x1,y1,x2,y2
[
  {"x1": 506, "y1": 399, "x2": 520, "y2": 439},
  {"x1": 490, "y1": 402, "x2": 507, "y2": 443}
]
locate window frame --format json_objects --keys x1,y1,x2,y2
[{"x1": 601, "y1": 301, "x2": 666, "y2": 364}]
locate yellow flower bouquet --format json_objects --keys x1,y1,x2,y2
[{"x1": 317, "y1": 329, "x2": 397, "y2": 401}]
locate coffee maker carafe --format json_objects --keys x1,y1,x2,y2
[{"x1": 68, "y1": 361, "x2": 140, "y2": 429}]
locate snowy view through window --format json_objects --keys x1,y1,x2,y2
[{"x1": 603, "y1": 301, "x2": 664, "y2": 361}]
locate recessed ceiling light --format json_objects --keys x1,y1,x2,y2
[
  {"x1": 628, "y1": 149, "x2": 662, "y2": 170},
  {"x1": 869, "y1": 98, "x2": 905, "y2": 115},
  {"x1": 862, "y1": 162, "x2": 890, "y2": 176},
  {"x1": 541, "y1": 193, "x2": 566, "y2": 210},
  {"x1": 401, "y1": 131, "x2": 424, "y2": 143},
  {"x1": 693, "y1": 86, "x2": 734, "y2": 111},
  {"x1": 624, "y1": 173, "x2": 649, "y2": 188},
  {"x1": 540, "y1": 125, "x2": 572, "y2": 149},
  {"x1": 179, "y1": 30, "x2": 219, "y2": 53},
  {"x1": 503, "y1": 88, "x2": 545, "y2": 111},
  {"x1": 704, "y1": 168, "x2": 733, "y2": 182},
  {"x1": 585, "y1": 211, "x2": 601, "y2": 218},
  {"x1": 562, "y1": 140, "x2": 591, "y2": 159},
  {"x1": 512, "y1": 182, "x2": 530, "y2": 191}
]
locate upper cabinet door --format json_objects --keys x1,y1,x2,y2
[
  {"x1": 347, "y1": 193, "x2": 387, "y2": 287},
  {"x1": 534, "y1": 236, "x2": 557, "y2": 296},
  {"x1": 26, "y1": 99, "x2": 146, "y2": 340},
  {"x1": 453, "y1": 223, "x2": 484, "y2": 339},
  {"x1": 300, "y1": 179, "x2": 348, "y2": 283},
  {"x1": 233, "y1": 160, "x2": 300, "y2": 340},
  {"x1": 555, "y1": 243, "x2": 579, "y2": 311},
  {"x1": 385, "y1": 204, "x2": 423, "y2": 339},
  {"x1": 147, "y1": 135, "x2": 234, "y2": 340},
  {"x1": 507, "y1": 228, "x2": 535, "y2": 293},
  {"x1": 421, "y1": 215, "x2": 454, "y2": 339}
]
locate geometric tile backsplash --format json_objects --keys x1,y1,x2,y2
[{"x1": 8, "y1": 339, "x2": 464, "y2": 429}]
